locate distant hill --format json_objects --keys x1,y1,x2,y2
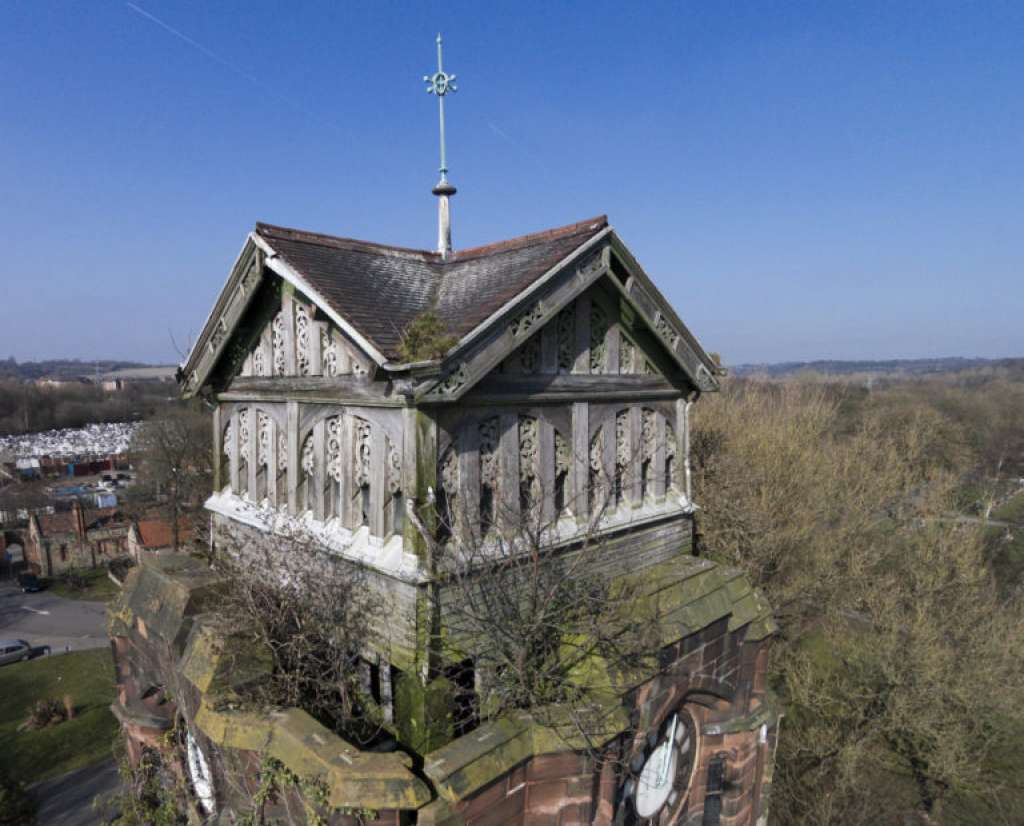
[
  {"x1": 731, "y1": 357, "x2": 1024, "y2": 378},
  {"x1": 0, "y1": 358, "x2": 171, "y2": 381}
]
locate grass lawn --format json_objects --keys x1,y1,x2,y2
[
  {"x1": 46, "y1": 567, "x2": 121, "y2": 602},
  {"x1": 0, "y1": 648, "x2": 118, "y2": 785},
  {"x1": 993, "y1": 489, "x2": 1024, "y2": 525}
]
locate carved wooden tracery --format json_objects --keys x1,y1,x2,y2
[
  {"x1": 665, "y1": 421, "x2": 678, "y2": 491},
  {"x1": 271, "y1": 311, "x2": 287, "y2": 376},
  {"x1": 614, "y1": 410, "x2": 630, "y2": 507},
  {"x1": 256, "y1": 411, "x2": 272, "y2": 499},
  {"x1": 300, "y1": 432, "x2": 315, "y2": 512},
  {"x1": 353, "y1": 417, "x2": 372, "y2": 527},
  {"x1": 237, "y1": 410, "x2": 251, "y2": 499},
  {"x1": 439, "y1": 412, "x2": 577, "y2": 540},
  {"x1": 495, "y1": 286, "x2": 677, "y2": 380},
  {"x1": 295, "y1": 304, "x2": 312, "y2": 376},
  {"x1": 220, "y1": 404, "x2": 405, "y2": 540},
  {"x1": 518, "y1": 415, "x2": 539, "y2": 512},
  {"x1": 322, "y1": 328, "x2": 339, "y2": 376},
  {"x1": 590, "y1": 303, "x2": 609, "y2": 373},
  {"x1": 478, "y1": 417, "x2": 499, "y2": 529},
  {"x1": 240, "y1": 294, "x2": 371, "y2": 380},
  {"x1": 589, "y1": 426, "x2": 606, "y2": 513},
  {"x1": 556, "y1": 306, "x2": 575, "y2": 373}
]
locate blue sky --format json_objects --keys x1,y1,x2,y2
[{"x1": 1, "y1": 0, "x2": 1021, "y2": 365}]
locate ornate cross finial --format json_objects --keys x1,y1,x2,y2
[
  {"x1": 424, "y1": 33, "x2": 458, "y2": 257},
  {"x1": 424, "y1": 32, "x2": 457, "y2": 184}
]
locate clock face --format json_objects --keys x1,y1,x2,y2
[
  {"x1": 185, "y1": 729, "x2": 216, "y2": 815},
  {"x1": 616, "y1": 708, "x2": 698, "y2": 824}
]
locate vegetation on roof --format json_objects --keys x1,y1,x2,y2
[{"x1": 396, "y1": 311, "x2": 459, "y2": 363}]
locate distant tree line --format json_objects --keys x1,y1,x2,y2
[
  {"x1": 732, "y1": 356, "x2": 1024, "y2": 380},
  {"x1": 0, "y1": 357, "x2": 164, "y2": 381},
  {"x1": 0, "y1": 379, "x2": 174, "y2": 437}
]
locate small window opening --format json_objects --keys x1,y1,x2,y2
[
  {"x1": 589, "y1": 466, "x2": 602, "y2": 513},
  {"x1": 359, "y1": 485, "x2": 371, "y2": 528},
  {"x1": 480, "y1": 485, "x2": 494, "y2": 533},
  {"x1": 520, "y1": 477, "x2": 535, "y2": 516},
  {"x1": 446, "y1": 659, "x2": 479, "y2": 737},
  {"x1": 437, "y1": 488, "x2": 454, "y2": 543},
  {"x1": 554, "y1": 469, "x2": 568, "y2": 515},
  {"x1": 390, "y1": 492, "x2": 404, "y2": 537}
]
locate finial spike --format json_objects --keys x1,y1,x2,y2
[{"x1": 424, "y1": 33, "x2": 458, "y2": 258}]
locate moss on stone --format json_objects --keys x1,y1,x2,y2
[
  {"x1": 424, "y1": 716, "x2": 534, "y2": 802},
  {"x1": 394, "y1": 671, "x2": 454, "y2": 755},
  {"x1": 124, "y1": 555, "x2": 226, "y2": 653},
  {"x1": 180, "y1": 616, "x2": 273, "y2": 701}
]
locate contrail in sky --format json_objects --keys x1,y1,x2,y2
[
  {"x1": 488, "y1": 121, "x2": 549, "y2": 173},
  {"x1": 125, "y1": 2, "x2": 263, "y2": 88},
  {"x1": 488, "y1": 122, "x2": 515, "y2": 144},
  {"x1": 125, "y1": 1, "x2": 341, "y2": 133}
]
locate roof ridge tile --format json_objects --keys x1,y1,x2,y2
[
  {"x1": 446, "y1": 215, "x2": 608, "y2": 262},
  {"x1": 256, "y1": 223, "x2": 440, "y2": 262},
  {"x1": 255, "y1": 215, "x2": 608, "y2": 266}
]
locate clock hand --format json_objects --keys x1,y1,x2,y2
[{"x1": 656, "y1": 713, "x2": 678, "y2": 787}]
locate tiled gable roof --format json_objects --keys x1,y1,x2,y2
[
  {"x1": 86, "y1": 508, "x2": 128, "y2": 531},
  {"x1": 37, "y1": 511, "x2": 78, "y2": 537},
  {"x1": 255, "y1": 216, "x2": 608, "y2": 360}
]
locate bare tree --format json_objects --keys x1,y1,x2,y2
[
  {"x1": 211, "y1": 520, "x2": 385, "y2": 749},
  {"x1": 692, "y1": 378, "x2": 1024, "y2": 825},
  {"x1": 132, "y1": 402, "x2": 213, "y2": 552},
  {"x1": 407, "y1": 458, "x2": 667, "y2": 757}
]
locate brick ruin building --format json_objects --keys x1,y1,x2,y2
[
  {"x1": 110, "y1": 212, "x2": 779, "y2": 824},
  {"x1": 25, "y1": 499, "x2": 132, "y2": 576}
]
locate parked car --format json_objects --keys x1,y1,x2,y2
[
  {"x1": 18, "y1": 573, "x2": 43, "y2": 593},
  {"x1": 0, "y1": 640, "x2": 32, "y2": 666}
]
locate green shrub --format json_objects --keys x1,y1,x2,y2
[{"x1": 396, "y1": 312, "x2": 458, "y2": 362}]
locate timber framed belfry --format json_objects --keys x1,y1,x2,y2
[{"x1": 112, "y1": 213, "x2": 778, "y2": 825}]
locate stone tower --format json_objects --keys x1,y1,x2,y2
[{"x1": 111, "y1": 215, "x2": 778, "y2": 824}]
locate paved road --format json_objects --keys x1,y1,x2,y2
[
  {"x1": 0, "y1": 582, "x2": 108, "y2": 654},
  {"x1": 30, "y1": 759, "x2": 121, "y2": 826}
]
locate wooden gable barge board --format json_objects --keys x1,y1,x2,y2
[
  {"x1": 219, "y1": 376, "x2": 406, "y2": 407},
  {"x1": 463, "y1": 374, "x2": 684, "y2": 404},
  {"x1": 417, "y1": 227, "x2": 614, "y2": 401},
  {"x1": 444, "y1": 225, "x2": 613, "y2": 357},
  {"x1": 419, "y1": 241, "x2": 614, "y2": 403},
  {"x1": 250, "y1": 232, "x2": 389, "y2": 369},
  {"x1": 180, "y1": 238, "x2": 264, "y2": 398},
  {"x1": 608, "y1": 232, "x2": 719, "y2": 391}
]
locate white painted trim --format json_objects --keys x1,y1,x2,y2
[
  {"x1": 205, "y1": 490, "x2": 427, "y2": 583},
  {"x1": 250, "y1": 233, "x2": 389, "y2": 367}
]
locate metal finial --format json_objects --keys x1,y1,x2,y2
[
  {"x1": 424, "y1": 33, "x2": 458, "y2": 257},
  {"x1": 424, "y1": 32, "x2": 457, "y2": 183}
]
